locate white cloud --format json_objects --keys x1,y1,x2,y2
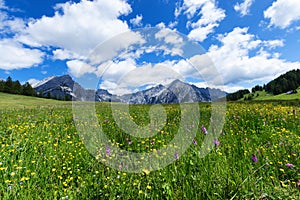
[
  {"x1": 190, "y1": 82, "x2": 244, "y2": 93},
  {"x1": 0, "y1": 0, "x2": 7, "y2": 10},
  {"x1": 234, "y1": 0, "x2": 254, "y2": 16},
  {"x1": 207, "y1": 27, "x2": 300, "y2": 85},
  {"x1": 0, "y1": 1, "x2": 25, "y2": 35},
  {"x1": 264, "y1": 0, "x2": 300, "y2": 28},
  {"x1": 188, "y1": 23, "x2": 219, "y2": 42},
  {"x1": 130, "y1": 15, "x2": 143, "y2": 27},
  {"x1": 262, "y1": 39, "x2": 284, "y2": 49},
  {"x1": 89, "y1": 30, "x2": 145, "y2": 65},
  {"x1": 118, "y1": 63, "x2": 182, "y2": 88},
  {"x1": 67, "y1": 60, "x2": 96, "y2": 78},
  {"x1": 0, "y1": 39, "x2": 44, "y2": 70},
  {"x1": 52, "y1": 49, "x2": 83, "y2": 60},
  {"x1": 154, "y1": 27, "x2": 184, "y2": 55},
  {"x1": 97, "y1": 58, "x2": 184, "y2": 95},
  {"x1": 176, "y1": 0, "x2": 225, "y2": 42},
  {"x1": 168, "y1": 21, "x2": 178, "y2": 28},
  {"x1": 18, "y1": 0, "x2": 133, "y2": 58},
  {"x1": 96, "y1": 58, "x2": 137, "y2": 82},
  {"x1": 155, "y1": 28, "x2": 183, "y2": 45},
  {"x1": 0, "y1": 1, "x2": 43, "y2": 70}
]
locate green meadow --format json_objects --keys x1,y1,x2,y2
[
  {"x1": 243, "y1": 88, "x2": 300, "y2": 101},
  {"x1": 0, "y1": 93, "x2": 299, "y2": 199}
]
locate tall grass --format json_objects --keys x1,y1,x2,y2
[{"x1": 0, "y1": 101, "x2": 299, "y2": 199}]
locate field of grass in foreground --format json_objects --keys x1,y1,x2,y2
[
  {"x1": 0, "y1": 92, "x2": 70, "y2": 109},
  {"x1": 0, "y1": 97, "x2": 299, "y2": 199}
]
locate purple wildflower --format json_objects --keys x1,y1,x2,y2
[
  {"x1": 285, "y1": 163, "x2": 294, "y2": 168},
  {"x1": 201, "y1": 125, "x2": 208, "y2": 134},
  {"x1": 119, "y1": 164, "x2": 122, "y2": 171},
  {"x1": 150, "y1": 140, "x2": 154, "y2": 145},
  {"x1": 251, "y1": 154, "x2": 258, "y2": 163},
  {"x1": 297, "y1": 180, "x2": 300, "y2": 186},
  {"x1": 192, "y1": 139, "x2": 197, "y2": 145},
  {"x1": 174, "y1": 152, "x2": 179, "y2": 160},
  {"x1": 106, "y1": 145, "x2": 111, "y2": 156},
  {"x1": 213, "y1": 138, "x2": 220, "y2": 146}
]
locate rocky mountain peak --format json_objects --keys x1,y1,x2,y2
[{"x1": 31, "y1": 75, "x2": 226, "y2": 103}]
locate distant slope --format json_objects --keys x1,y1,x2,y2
[
  {"x1": 227, "y1": 69, "x2": 300, "y2": 101},
  {"x1": 0, "y1": 92, "x2": 70, "y2": 109},
  {"x1": 242, "y1": 87, "x2": 300, "y2": 101},
  {"x1": 265, "y1": 69, "x2": 300, "y2": 95}
]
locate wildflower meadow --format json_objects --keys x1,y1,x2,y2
[{"x1": 0, "y1": 100, "x2": 299, "y2": 199}]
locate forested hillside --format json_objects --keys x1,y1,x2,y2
[{"x1": 265, "y1": 69, "x2": 300, "y2": 95}]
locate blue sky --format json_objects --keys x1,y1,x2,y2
[{"x1": 0, "y1": 0, "x2": 299, "y2": 93}]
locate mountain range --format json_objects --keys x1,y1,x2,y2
[{"x1": 32, "y1": 75, "x2": 226, "y2": 104}]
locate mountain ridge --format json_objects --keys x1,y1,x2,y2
[{"x1": 32, "y1": 75, "x2": 226, "y2": 104}]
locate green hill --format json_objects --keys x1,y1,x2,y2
[
  {"x1": 227, "y1": 69, "x2": 300, "y2": 101},
  {"x1": 0, "y1": 92, "x2": 70, "y2": 109},
  {"x1": 242, "y1": 87, "x2": 300, "y2": 101}
]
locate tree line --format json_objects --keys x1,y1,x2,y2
[
  {"x1": 226, "y1": 89, "x2": 250, "y2": 101},
  {"x1": 0, "y1": 76, "x2": 36, "y2": 96},
  {"x1": 226, "y1": 69, "x2": 299, "y2": 101},
  {"x1": 0, "y1": 76, "x2": 72, "y2": 101},
  {"x1": 265, "y1": 69, "x2": 300, "y2": 95}
]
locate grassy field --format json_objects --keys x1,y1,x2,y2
[
  {"x1": 0, "y1": 93, "x2": 299, "y2": 199},
  {"x1": 0, "y1": 92, "x2": 70, "y2": 109},
  {"x1": 242, "y1": 88, "x2": 300, "y2": 101}
]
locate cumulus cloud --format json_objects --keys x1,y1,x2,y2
[
  {"x1": 0, "y1": 1, "x2": 44, "y2": 70},
  {"x1": 0, "y1": 12, "x2": 25, "y2": 34},
  {"x1": 130, "y1": 15, "x2": 143, "y2": 27},
  {"x1": 67, "y1": 60, "x2": 96, "y2": 78},
  {"x1": 18, "y1": 0, "x2": 133, "y2": 58},
  {"x1": 207, "y1": 27, "x2": 299, "y2": 85},
  {"x1": 97, "y1": 59, "x2": 183, "y2": 95},
  {"x1": 0, "y1": 39, "x2": 44, "y2": 70},
  {"x1": 0, "y1": 0, "x2": 9, "y2": 10},
  {"x1": 52, "y1": 49, "x2": 83, "y2": 60},
  {"x1": 89, "y1": 30, "x2": 145, "y2": 65},
  {"x1": 154, "y1": 27, "x2": 184, "y2": 55},
  {"x1": 234, "y1": 0, "x2": 254, "y2": 16},
  {"x1": 176, "y1": 0, "x2": 225, "y2": 42},
  {"x1": 264, "y1": 0, "x2": 300, "y2": 28}
]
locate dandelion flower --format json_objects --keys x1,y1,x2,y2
[{"x1": 142, "y1": 169, "x2": 150, "y2": 175}]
